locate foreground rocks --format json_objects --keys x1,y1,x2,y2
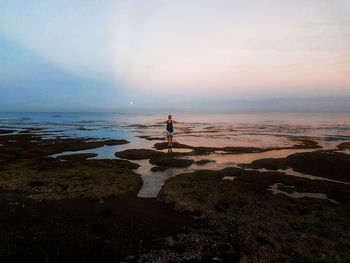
[
  {"x1": 0, "y1": 133, "x2": 129, "y2": 161},
  {"x1": 240, "y1": 150, "x2": 350, "y2": 182},
  {"x1": 0, "y1": 131, "x2": 197, "y2": 262},
  {"x1": 0, "y1": 129, "x2": 15, "y2": 134},
  {"x1": 153, "y1": 138, "x2": 321, "y2": 154},
  {"x1": 1, "y1": 129, "x2": 349, "y2": 262},
  {"x1": 0, "y1": 193, "x2": 195, "y2": 262},
  {"x1": 337, "y1": 141, "x2": 350, "y2": 150},
  {"x1": 115, "y1": 148, "x2": 193, "y2": 171},
  {"x1": 156, "y1": 167, "x2": 350, "y2": 262},
  {"x1": 0, "y1": 133, "x2": 140, "y2": 200},
  {"x1": 0, "y1": 157, "x2": 142, "y2": 200}
]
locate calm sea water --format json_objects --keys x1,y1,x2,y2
[
  {"x1": 2, "y1": 112, "x2": 349, "y2": 197},
  {"x1": 1, "y1": 112, "x2": 349, "y2": 149}
]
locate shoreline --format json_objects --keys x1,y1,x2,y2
[{"x1": 0, "y1": 124, "x2": 349, "y2": 262}]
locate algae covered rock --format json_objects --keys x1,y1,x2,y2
[
  {"x1": 116, "y1": 148, "x2": 193, "y2": 171},
  {"x1": 153, "y1": 142, "x2": 194, "y2": 150},
  {"x1": 0, "y1": 157, "x2": 142, "y2": 200},
  {"x1": 115, "y1": 149, "x2": 165, "y2": 160},
  {"x1": 0, "y1": 133, "x2": 129, "y2": 161},
  {"x1": 242, "y1": 150, "x2": 350, "y2": 182},
  {"x1": 157, "y1": 167, "x2": 350, "y2": 262},
  {"x1": 337, "y1": 142, "x2": 350, "y2": 150},
  {"x1": 195, "y1": 159, "x2": 215, "y2": 165},
  {"x1": 149, "y1": 156, "x2": 194, "y2": 171}
]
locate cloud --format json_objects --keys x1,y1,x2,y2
[{"x1": 109, "y1": 1, "x2": 350, "y2": 95}]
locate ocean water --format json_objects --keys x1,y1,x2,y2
[
  {"x1": 1, "y1": 112, "x2": 350, "y2": 197},
  {"x1": 1, "y1": 112, "x2": 349, "y2": 148}
]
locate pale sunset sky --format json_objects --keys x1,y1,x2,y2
[{"x1": 0, "y1": 0, "x2": 349, "y2": 111}]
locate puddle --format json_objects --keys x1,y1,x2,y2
[
  {"x1": 50, "y1": 137, "x2": 155, "y2": 159},
  {"x1": 336, "y1": 150, "x2": 350, "y2": 154},
  {"x1": 268, "y1": 183, "x2": 338, "y2": 204},
  {"x1": 272, "y1": 168, "x2": 350, "y2": 186},
  {"x1": 49, "y1": 140, "x2": 349, "y2": 198},
  {"x1": 157, "y1": 148, "x2": 194, "y2": 153},
  {"x1": 50, "y1": 145, "x2": 119, "y2": 160},
  {"x1": 222, "y1": 176, "x2": 235, "y2": 181},
  {"x1": 190, "y1": 148, "x2": 317, "y2": 165},
  {"x1": 237, "y1": 166, "x2": 350, "y2": 186},
  {"x1": 133, "y1": 159, "x2": 233, "y2": 198},
  {"x1": 133, "y1": 159, "x2": 190, "y2": 198}
]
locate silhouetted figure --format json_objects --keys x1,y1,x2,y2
[{"x1": 157, "y1": 115, "x2": 184, "y2": 147}]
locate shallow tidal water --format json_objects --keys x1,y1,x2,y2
[{"x1": 1, "y1": 112, "x2": 350, "y2": 198}]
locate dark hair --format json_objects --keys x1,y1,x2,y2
[{"x1": 168, "y1": 115, "x2": 172, "y2": 119}]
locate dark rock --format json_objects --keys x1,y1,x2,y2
[
  {"x1": 115, "y1": 149, "x2": 165, "y2": 160},
  {"x1": 137, "y1": 136, "x2": 166, "y2": 141},
  {"x1": 28, "y1": 181, "x2": 45, "y2": 187},
  {"x1": 149, "y1": 156, "x2": 194, "y2": 171},
  {"x1": 157, "y1": 167, "x2": 350, "y2": 262},
  {"x1": 0, "y1": 157, "x2": 141, "y2": 200},
  {"x1": 0, "y1": 129, "x2": 15, "y2": 134},
  {"x1": 0, "y1": 134, "x2": 129, "y2": 161},
  {"x1": 103, "y1": 139, "x2": 129, "y2": 146},
  {"x1": 195, "y1": 159, "x2": 214, "y2": 165},
  {"x1": 337, "y1": 142, "x2": 350, "y2": 150},
  {"x1": 242, "y1": 150, "x2": 350, "y2": 182}
]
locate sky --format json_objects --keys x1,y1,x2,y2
[{"x1": 0, "y1": 0, "x2": 349, "y2": 112}]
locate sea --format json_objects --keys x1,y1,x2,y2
[{"x1": 1, "y1": 112, "x2": 350, "y2": 197}]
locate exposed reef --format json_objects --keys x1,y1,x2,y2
[
  {"x1": 337, "y1": 141, "x2": 350, "y2": 150},
  {"x1": 154, "y1": 138, "x2": 321, "y2": 154},
  {"x1": 154, "y1": 142, "x2": 268, "y2": 154},
  {"x1": 195, "y1": 159, "x2": 215, "y2": 165},
  {"x1": 115, "y1": 149, "x2": 166, "y2": 160},
  {"x1": 115, "y1": 148, "x2": 193, "y2": 171},
  {"x1": 149, "y1": 156, "x2": 194, "y2": 171},
  {"x1": 156, "y1": 167, "x2": 350, "y2": 262},
  {"x1": 0, "y1": 157, "x2": 141, "y2": 200},
  {"x1": 0, "y1": 129, "x2": 16, "y2": 134},
  {"x1": 0, "y1": 133, "x2": 139, "y2": 200},
  {"x1": 1, "y1": 126, "x2": 349, "y2": 262},
  {"x1": 137, "y1": 135, "x2": 166, "y2": 141},
  {"x1": 0, "y1": 133, "x2": 128, "y2": 161},
  {"x1": 241, "y1": 150, "x2": 350, "y2": 182},
  {"x1": 0, "y1": 193, "x2": 195, "y2": 262}
]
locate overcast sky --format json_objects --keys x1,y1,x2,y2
[{"x1": 0, "y1": 0, "x2": 349, "y2": 112}]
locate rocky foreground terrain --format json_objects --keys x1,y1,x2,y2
[{"x1": 0, "y1": 128, "x2": 349, "y2": 262}]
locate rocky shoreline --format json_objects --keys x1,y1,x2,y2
[{"x1": 0, "y1": 129, "x2": 349, "y2": 262}]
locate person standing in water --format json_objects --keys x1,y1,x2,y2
[{"x1": 157, "y1": 115, "x2": 184, "y2": 147}]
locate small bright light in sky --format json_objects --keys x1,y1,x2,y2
[{"x1": 0, "y1": 0, "x2": 349, "y2": 111}]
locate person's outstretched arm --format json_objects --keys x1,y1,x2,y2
[
  {"x1": 173, "y1": 120, "x2": 184, "y2": 124},
  {"x1": 156, "y1": 120, "x2": 167, "y2": 124}
]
